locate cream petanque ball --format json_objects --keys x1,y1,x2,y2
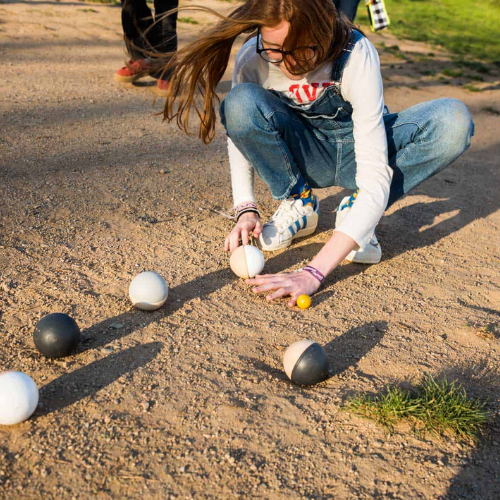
[
  {"x1": 0, "y1": 371, "x2": 39, "y2": 425},
  {"x1": 230, "y1": 245, "x2": 265, "y2": 279},
  {"x1": 129, "y1": 271, "x2": 169, "y2": 311},
  {"x1": 283, "y1": 340, "x2": 329, "y2": 386}
]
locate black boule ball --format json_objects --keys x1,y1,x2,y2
[
  {"x1": 34, "y1": 313, "x2": 81, "y2": 358},
  {"x1": 283, "y1": 340, "x2": 329, "y2": 386}
]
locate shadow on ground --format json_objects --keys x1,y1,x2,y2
[
  {"x1": 35, "y1": 341, "x2": 163, "y2": 418},
  {"x1": 238, "y1": 321, "x2": 387, "y2": 386},
  {"x1": 439, "y1": 360, "x2": 500, "y2": 500}
]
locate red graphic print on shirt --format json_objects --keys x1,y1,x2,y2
[{"x1": 288, "y1": 82, "x2": 335, "y2": 103}]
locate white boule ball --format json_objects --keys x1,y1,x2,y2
[
  {"x1": 129, "y1": 271, "x2": 169, "y2": 311},
  {"x1": 283, "y1": 339, "x2": 329, "y2": 386},
  {"x1": 230, "y1": 245, "x2": 265, "y2": 279},
  {"x1": 0, "y1": 371, "x2": 39, "y2": 425}
]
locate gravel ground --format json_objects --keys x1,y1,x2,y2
[{"x1": 0, "y1": 1, "x2": 499, "y2": 498}]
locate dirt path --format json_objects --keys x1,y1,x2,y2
[{"x1": 0, "y1": 1, "x2": 499, "y2": 498}]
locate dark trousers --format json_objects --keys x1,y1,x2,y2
[
  {"x1": 121, "y1": 0, "x2": 178, "y2": 77},
  {"x1": 333, "y1": 0, "x2": 361, "y2": 22}
]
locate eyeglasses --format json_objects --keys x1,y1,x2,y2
[{"x1": 256, "y1": 28, "x2": 317, "y2": 64}]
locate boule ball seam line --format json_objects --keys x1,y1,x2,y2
[
  {"x1": 291, "y1": 343, "x2": 329, "y2": 386},
  {"x1": 284, "y1": 340, "x2": 329, "y2": 387},
  {"x1": 229, "y1": 245, "x2": 265, "y2": 279}
]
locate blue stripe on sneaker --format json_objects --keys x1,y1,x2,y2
[
  {"x1": 302, "y1": 215, "x2": 307, "y2": 228},
  {"x1": 288, "y1": 225, "x2": 296, "y2": 237},
  {"x1": 295, "y1": 220, "x2": 301, "y2": 232}
]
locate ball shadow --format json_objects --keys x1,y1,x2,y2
[
  {"x1": 34, "y1": 342, "x2": 163, "y2": 419},
  {"x1": 323, "y1": 321, "x2": 387, "y2": 378},
  {"x1": 238, "y1": 321, "x2": 387, "y2": 385}
]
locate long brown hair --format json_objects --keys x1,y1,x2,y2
[{"x1": 160, "y1": 1, "x2": 355, "y2": 144}]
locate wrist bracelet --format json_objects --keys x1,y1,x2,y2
[
  {"x1": 303, "y1": 265, "x2": 325, "y2": 284},
  {"x1": 236, "y1": 209, "x2": 260, "y2": 221},
  {"x1": 234, "y1": 202, "x2": 260, "y2": 221}
]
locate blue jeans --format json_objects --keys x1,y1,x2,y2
[
  {"x1": 333, "y1": 0, "x2": 361, "y2": 22},
  {"x1": 220, "y1": 83, "x2": 475, "y2": 209}
]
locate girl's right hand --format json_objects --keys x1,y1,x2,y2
[{"x1": 225, "y1": 212, "x2": 263, "y2": 252}]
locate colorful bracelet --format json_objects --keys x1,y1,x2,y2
[
  {"x1": 237, "y1": 209, "x2": 260, "y2": 221},
  {"x1": 234, "y1": 202, "x2": 260, "y2": 221},
  {"x1": 303, "y1": 265, "x2": 325, "y2": 285}
]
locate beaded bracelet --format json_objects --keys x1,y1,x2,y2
[{"x1": 303, "y1": 265, "x2": 325, "y2": 285}]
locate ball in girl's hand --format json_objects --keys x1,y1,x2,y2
[
  {"x1": 283, "y1": 340, "x2": 329, "y2": 386},
  {"x1": 34, "y1": 313, "x2": 81, "y2": 358},
  {"x1": 230, "y1": 245, "x2": 265, "y2": 279},
  {"x1": 0, "y1": 372, "x2": 39, "y2": 425},
  {"x1": 129, "y1": 271, "x2": 169, "y2": 311}
]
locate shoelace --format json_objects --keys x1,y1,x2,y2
[{"x1": 269, "y1": 198, "x2": 309, "y2": 231}]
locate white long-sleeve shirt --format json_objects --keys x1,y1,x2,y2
[{"x1": 228, "y1": 35, "x2": 392, "y2": 250}]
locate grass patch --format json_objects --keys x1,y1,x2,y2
[
  {"x1": 456, "y1": 60, "x2": 492, "y2": 74},
  {"x1": 356, "y1": 0, "x2": 500, "y2": 63},
  {"x1": 441, "y1": 68, "x2": 464, "y2": 78},
  {"x1": 347, "y1": 376, "x2": 489, "y2": 440},
  {"x1": 463, "y1": 83, "x2": 482, "y2": 92},
  {"x1": 178, "y1": 17, "x2": 199, "y2": 25}
]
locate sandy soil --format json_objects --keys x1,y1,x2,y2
[{"x1": 0, "y1": 0, "x2": 499, "y2": 498}]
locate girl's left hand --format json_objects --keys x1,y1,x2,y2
[{"x1": 246, "y1": 270, "x2": 321, "y2": 308}]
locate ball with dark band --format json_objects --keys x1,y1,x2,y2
[
  {"x1": 34, "y1": 313, "x2": 81, "y2": 358},
  {"x1": 283, "y1": 340, "x2": 329, "y2": 386}
]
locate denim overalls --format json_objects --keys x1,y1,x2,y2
[{"x1": 220, "y1": 30, "x2": 474, "y2": 207}]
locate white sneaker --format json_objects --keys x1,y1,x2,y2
[
  {"x1": 335, "y1": 196, "x2": 382, "y2": 264},
  {"x1": 258, "y1": 196, "x2": 319, "y2": 251}
]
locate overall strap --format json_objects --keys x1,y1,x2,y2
[{"x1": 330, "y1": 29, "x2": 364, "y2": 83}]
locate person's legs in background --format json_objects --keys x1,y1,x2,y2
[
  {"x1": 115, "y1": 0, "x2": 154, "y2": 83},
  {"x1": 149, "y1": 0, "x2": 178, "y2": 96},
  {"x1": 333, "y1": 0, "x2": 362, "y2": 22},
  {"x1": 115, "y1": 0, "x2": 179, "y2": 94}
]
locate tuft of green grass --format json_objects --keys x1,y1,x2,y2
[
  {"x1": 347, "y1": 376, "x2": 489, "y2": 440},
  {"x1": 441, "y1": 68, "x2": 464, "y2": 78},
  {"x1": 178, "y1": 17, "x2": 199, "y2": 25},
  {"x1": 356, "y1": 0, "x2": 500, "y2": 63},
  {"x1": 463, "y1": 83, "x2": 482, "y2": 92},
  {"x1": 457, "y1": 60, "x2": 492, "y2": 74}
]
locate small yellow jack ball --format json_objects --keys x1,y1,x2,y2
[{"x1": 297, "y1": 294, "x2": 312, "y2": 309}]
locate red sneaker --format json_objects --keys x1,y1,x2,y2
[
  {"x1": 154, "y1": 78, "x2": 169, "y2": 97},
  {"x1": 114, "y1": 59, "x2": 151, "y2": 83}
]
